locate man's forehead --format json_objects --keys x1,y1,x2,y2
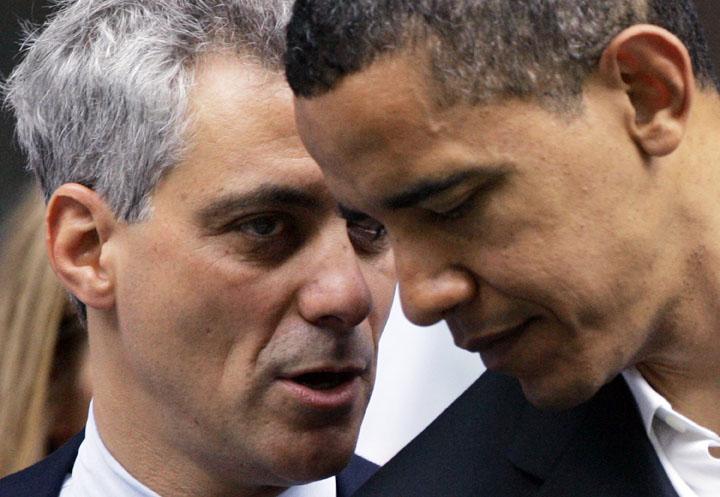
[
  {"x1": 189, "y1": 53, "x2": 293, "y2": 141},
  {"x1": 147, "y1": 52, "x2": 334, "y2": 220},
  {"x1": 294, "y1": 57, "x2": 443, "y2": 201},
  {"x1": 296, "y1": 51, "x2": 524, "y2": 166}
]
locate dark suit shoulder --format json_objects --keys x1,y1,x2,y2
[
  {"x1": 0, "y1": 431, "x2": 83, "y2": 497},
  {"x1": 353, "y1": 371, "x2": 532, "y2": 496},
  {"x1": 336, "y1": 453, "x2": 378, "y2": 497},
  {"x1": 353, "y1": 372, "x2": 678, "y2": 497}
]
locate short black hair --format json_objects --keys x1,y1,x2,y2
[{"x1": 285, "y1": 0, "x2": 718, "y2": 107}]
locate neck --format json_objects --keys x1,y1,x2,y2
[
  {"x1": 634, "y1": 90, "x2": 720, "y2": 437},
  {"x1": 636, "y1": 255, "x2": 720, "y2": 435}
]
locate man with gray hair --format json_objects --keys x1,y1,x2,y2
[
  {"x1": 286, "y1": 0, "x2": 720, "y2": 496},
  {"x1": 0, "y1": 1, "x2": 396, "y2": 496}
]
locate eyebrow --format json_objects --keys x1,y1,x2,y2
[
  {"x1": 382, "y1": 165, "x2": 512, "y2": 210},
  {"x1": 197, "y1": 184, "x2": 323, "y2": 224},
  {"x1": 336, "y1": 164, "x2": 513, "y2": 222}
]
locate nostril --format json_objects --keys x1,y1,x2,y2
[{"x1": 314, "y1": 314, "x2": 356, "y2": 333}]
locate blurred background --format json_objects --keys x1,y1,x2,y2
[{"x1": 1, "y1": 0, "x2": 54, "y2": 229}]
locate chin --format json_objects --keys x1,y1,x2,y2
[
  {"x1": 265, "y1": 423, "x2": 360, "y2": 484},
  {"x1": 273, "y1": 443, "x2": 355, "y2": 484}
]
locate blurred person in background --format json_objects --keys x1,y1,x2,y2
[{"x1": 0, "y1": 187, "x2": 89, "y2": 477}]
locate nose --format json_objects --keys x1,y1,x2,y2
[
  {"x1": 395, "y1": 244, "x2": 476, "y2": 326},
  {"x1": 297, "y1": 236, "x2": 373, "y2": 332}
]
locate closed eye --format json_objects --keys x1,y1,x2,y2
[
  {"x1": 424, "y1": 173, "x2": 506, "y2": 221},
  {"x1": 425, "y1": 189, "x2": 480, "y2": 220}
]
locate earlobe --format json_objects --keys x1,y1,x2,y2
[
  {"x1": 46, "y1": 184, "x2": 117, "y2": 310},
  {"x1": 599, "y1": 25, "x2": 694, "y2": 157}
]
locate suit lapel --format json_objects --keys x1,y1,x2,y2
[
  {"x1": 335, "y1": 454, "x2": 378, "y2": 497},
  {"x1": 505, "y1": 397, "x2": 588, "y2": 481},
  {"x1": 353, "y1": 373, "x2": 543, "y2": 497},
  {"x1": 506, "y1": 376, "x2": 679, "y2": 497}
]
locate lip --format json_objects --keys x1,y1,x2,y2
[
  {"x1": 462, "y1": 317, "x2": 539, "y2": 369},
  {"x1": 276, "y1": 365, "x2": 366, "y2": 411}
]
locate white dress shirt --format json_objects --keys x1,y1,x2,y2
[
  {"x1": 622, "y1": 368, "x2": 720, "y2": 497},
  {"x1": 59, "y1": 402, "x2": 336, "y2": 497}
]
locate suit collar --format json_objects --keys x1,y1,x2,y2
[
  {"x1": 506, "y1": 375, "x2": 680, "y2": 497},
  {"x1": 336, "y1": 455, "x2": 378, "y2": 497},
  {"x1": 505, "y1": 395, "x2": 588, "y2": 480}
]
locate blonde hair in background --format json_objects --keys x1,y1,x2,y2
[{"x1": 0, "y1": 187, "x2": 70, "y2": 476}]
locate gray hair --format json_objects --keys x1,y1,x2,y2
[
  {"x1": 285, "y1": 0, "x2": 718, "y2": 109},
  {"x1": 5, "y1": 0, "x2": 291, "y2": 222}
]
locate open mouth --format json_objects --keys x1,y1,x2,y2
[
  {"x1": 278, "y1": 367, "x2": 365, "y2": 411},
  {"x1": 291, "y1": 371, "x2": 358, "y2": 390}
]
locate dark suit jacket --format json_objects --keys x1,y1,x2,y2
[
  {"x1": 0, "y1": 432, "x2": 376, "y2": 497},
  {"x1": 354, "y1": 371, "x2": 679, "y2": 497}
]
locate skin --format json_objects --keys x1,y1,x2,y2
[
  {"x1": 294, "y1": 26, "x2": 720, "y2": 442},
  {"x1": 46, "y1": 54, "x2": 395, "y2": 497}
]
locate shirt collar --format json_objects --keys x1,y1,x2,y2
[
  {"x1": 64, "y1": 402, "x2": 336, "y2": 497},
  {"x1": 622, "y1": 368, "x2": 720, "y2": 497},
  {"x1": 622, "y1": 367, "x2": 720, "y2": 442},
  {"x1": 64, "y1": 401, "x2": 161, "y2": 497},
  {"x1": 622, "y1": 367, "x2": 672, "y2": 436},
  {"x1": 280, "y1": 477, "x2": 336, "y2": 497}
]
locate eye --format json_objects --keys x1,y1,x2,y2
[
  {"x1": 235, "y1": 215, "x2": 285, "y2": 238},
  {"x1": 427, "y1": 190, "x2": 479, "y2": 220},
  {"x1": 225, "y1": 213, "x2": 304, "y2": 264},
  {"x1": 347, "y1": 217, "x2": 389, "y2": 255}
]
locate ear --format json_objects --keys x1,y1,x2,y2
[
  {"x1": 46, "y1": 184, "x2": 117, "y2": 310},
  {"x1": 598, "y1": 24, "x2": 694, "y2": 157}
]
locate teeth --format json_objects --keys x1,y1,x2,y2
[{"x1": 294, "y1": 372, "x2": 355, "y2": 390}]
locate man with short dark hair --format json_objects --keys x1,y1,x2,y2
[
  {"x1": 0, "y1": 1, "x2": 396, "y2": 496},
  {"x1": 286, "y1": 1, "x2": 720, "y2": 495}
]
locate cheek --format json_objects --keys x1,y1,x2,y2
[
  {"x1": 472, "y1": 165, "x2": 657, "y2": 307},
  {"x1": 115, "y1": 233, "x2": 295, "y2": 386},
  {"x1": 477, "y1": 213, "x2": 660, "y2": 333}
]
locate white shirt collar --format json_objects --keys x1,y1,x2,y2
[
  {"x1": 60, "y1": 401, "x2": 336, "y2": 497},
  {"x1": 622, "y1": 368, "x2": 720, "y2": 497}
]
